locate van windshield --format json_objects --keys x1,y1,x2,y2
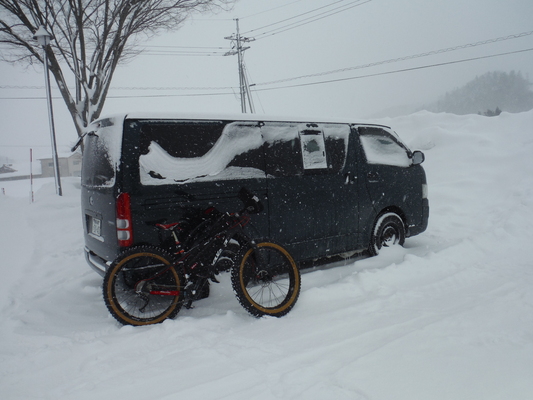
[{"x1": 359, "y1": 127, "x2": 412, "y2": 167}]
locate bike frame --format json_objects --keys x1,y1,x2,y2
[{"x1": 140, "y1": 209, "x2": 259, "y2": 309}]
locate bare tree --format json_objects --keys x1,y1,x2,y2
[{"x1": 0, "y1": 0, "x2": 234, "y2": 140}]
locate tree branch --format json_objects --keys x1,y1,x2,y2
[{"x1": 0, "y1": 0, "x2": 235, "y2": 139}]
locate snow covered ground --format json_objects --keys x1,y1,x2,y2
[{"x1": 1, "y1": 110, "x2": 533, "y2": 400}]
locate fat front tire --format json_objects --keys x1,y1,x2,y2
[
  {"x1": 231, "y1": 242, "x2": 300, "y2": 318},
  {"x1": 103, "y1": 246, "x2": 184, "y2": 326},
  {"x1": 369, "y1": 212, "x2": 406, "y2": 256}
]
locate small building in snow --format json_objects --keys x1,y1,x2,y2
[{"x1": 40, "y1": 153, "x2": 82, "y2": 177}]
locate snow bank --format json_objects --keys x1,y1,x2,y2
[{"x1": 1, "y1": 111, "x2": 533, "y2": 400}]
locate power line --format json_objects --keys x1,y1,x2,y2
[
  {"x1": 4, "y1": 46, "x2": 531, "y2": 100},
  {"x1": 253, "y1": 30, "x2": 533, "y2": 87},
  {"x1": 241, "y1": 0, "x2": 350, "y2": 34},
  {"x1": 4, "y1": 29, "x2": 530, "y2": 92},
  {"x1": 0, "y1": 85, "x2": 46, "y2": 90},
  {"x1": 0, "y1": 43, "x2": 230, "y2": 53},
  {"x1": 0, "y1": 84, "x2": 235, "y2": 91},
  {"x1": 250, "y1": 0, "x2": 373, "y2": 40},
  {"x1": 111, "y1": 85, "x2": 234, "y2": 90},
  {"x1": 138, "y1": 45, "x2": 229, "y2": 56},
  {"x1": 251, "y1": 47, "x2": 533, "y2": 92},
  {"x1": 142, "y1": 45, "x2": 228, "y2": 50},
  {"x1": 239, "y1": 0, "x2": 307, "y2": 20},
  {"x1": 0, "y1": 144, "x2": 56, "y2": 148},
  {"x1": 2, "y1": 39, "x2": 532, "y2": 100},
  {"x1": 0, "y1": 91, "x2": 236, "y2": 100},
  {"x1": 109, "y1": 92, "x2": 236, "y2": 98},
  {"x1": 224, "y1": 1, "x2": 368, "y2": 111},
  {"x1": 139, "y1": 51, "x2": 227, "y2": 57}
]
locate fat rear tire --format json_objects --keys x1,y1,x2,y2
[{"x1": 103, "y1": 246, "x2": 184, "y2": 326}]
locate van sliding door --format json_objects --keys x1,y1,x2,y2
[{"x1": 262, "y1": 122, "x2": 357, "y2": 261}]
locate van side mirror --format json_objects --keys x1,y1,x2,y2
[{"x1": 411, "y1": 150, "x2": 425, "y2": 165}]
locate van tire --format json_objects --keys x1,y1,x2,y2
[
  {"x1": 103, "y1": 246, "x2": 184, "y2": 326},
  {"x1": 231, "y1": 242, "x2": 300, "y2": 318},
  {"x1": 369, "y1": 212, "x2": 405, "y2": 256}
]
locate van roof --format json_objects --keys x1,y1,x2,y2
[{"x1": 95, "y1": 112, "x2": 390, "y2": 129}]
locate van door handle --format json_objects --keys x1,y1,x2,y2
[{"x1": 344, "y1": 171, "x2": 356, "y2": 184}]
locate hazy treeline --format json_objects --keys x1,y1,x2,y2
[{"x1": 428, "y1": 71, "x2": 533, "y2": 115}]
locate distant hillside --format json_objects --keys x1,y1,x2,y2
[{"x1": 427, "y1": 71, "x2": 533, "y2": 115}]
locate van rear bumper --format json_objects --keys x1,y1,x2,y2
[{"x1": 84, "y1": 246, "x2": 109, "y2": 277}]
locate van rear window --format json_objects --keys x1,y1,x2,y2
[{"x1": 82, "y1": 132, "x2": 115, "y2": 187}]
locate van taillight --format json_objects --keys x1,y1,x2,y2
[{"x1": 116, "y1": 192, "x2": 133, "y2": 247}]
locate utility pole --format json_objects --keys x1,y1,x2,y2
[
  {"x1": 224, "y1": 19, "x2": 255, "y2": 113},
  {"x1": 33, "y1": 25, "x2": 63, "y2": 196}
]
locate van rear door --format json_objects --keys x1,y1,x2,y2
[{"x1": 81, "y1": 116, "x2": 124, "y2": 271}]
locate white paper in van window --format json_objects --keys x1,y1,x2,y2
[
  {"x1": 139, "y1": 122, "x2": 263, "y2": 184},
  {"x1": 300, "y1": 133, "x2": 328, "y2": 169}
]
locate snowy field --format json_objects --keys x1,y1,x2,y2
[{"x1": 1, "y1": 110, "x2": 533, "y2": 399}]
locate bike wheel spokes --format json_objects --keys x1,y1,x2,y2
[
  {"x1": 103, "y1": 246, "x2": 184, "y2": 326},
  {"x1": 232, "y1": 242, "x2": 301, "y2": 318},
  {"x1": 245, "y1": 273, "x2": 292, "y2": 309},
  {"x1": 114, "y1": 266, "x2": 177, "y2": 318}
]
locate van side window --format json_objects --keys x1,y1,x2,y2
[
  {"x1": 265, "y1": 138, "x2": 303, "y2": 177},
  {"x1": 359, "y1": 127, "x2": 411, "y2": 167},
  {"x1": 227, "y1": 146, "x2": 265, "y2": 171},
  {"x1": 323, "y1": 124, "x2": 350, "y2": 173},
  {"x1": 138, "y1": 121, "x2": 265, "y2": 184},
  {"x1": 324, "y1": 137, "x2": 346, "y2": 172},
  {"x1": 262, "y1": 123, "x2": 303, "y2": 177},
  {"x1": 139, "y1": 121, "x2": 224, "y2": 158},
  {"x1": 300, "y1": 129, "x2": 328, "y2": 170}
]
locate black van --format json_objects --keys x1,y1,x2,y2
[{"x1": 81, "y1": 113, "x2": 428, "y2": 276}]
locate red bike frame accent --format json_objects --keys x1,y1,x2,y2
[{"x1": 150, "y1": 290, "x2": 180, "y2": 296}]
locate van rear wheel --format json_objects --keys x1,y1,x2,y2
[{"x1": 369, "y1": 212, "x2": 405, "y2": 256}]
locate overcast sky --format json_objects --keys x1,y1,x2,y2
[{"x1": 1, "y1": 0, "x2": 532, "y2": 161}]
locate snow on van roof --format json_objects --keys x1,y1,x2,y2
[
  {"x1": 99, "y1": 111, "x2": 389, "y2": 128},
  {"x1": 87, "y1": 112, "x2": 391, "y2": 186}
]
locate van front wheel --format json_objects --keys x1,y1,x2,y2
[{"x1": 369, "y1": 212, "x2": 405, "y2": 256}]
